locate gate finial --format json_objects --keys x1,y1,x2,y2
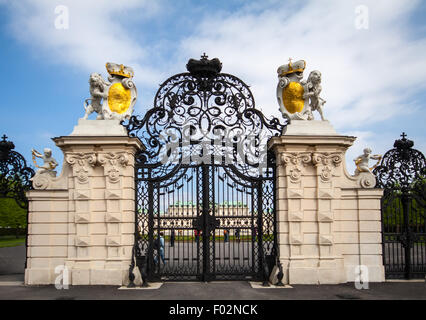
[
  {"x1": 394, "y1": 132, "x2": 414, "y2": 151},
  {"x1": 186, "y1": 54, "x2": 222, "y2": 77},
  {"x1": 0, "y1": 134, "x2": 15, "y2": 158}
]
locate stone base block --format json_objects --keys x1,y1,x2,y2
[
  {"x1": 345, "y1": 264, "x2": 385, "y2": 282},
  {"x1": 284, "y1": 120, "x2": 338, "y2": 136},
  {"x1": 72, "y1": 269, "x2": 90, "y2": 285},
  {"x1": 318, "y1": 267, "x2": 346, "y2": 284},
  {"x1": 25, "y1": 268, "x2": 53, "y2": 285},
  {"x1": 289, "y1": 267, "x2": 320, "y2": 284},
  {"x1": 70, "y1": 119, "x2": 127, "y2": 136},
  {"x1": 288, "y1": 266, "x2": 346, "y2": 284},
  {"x1": 26, "y1": 266, "x2": 132, "y2": 286},
  {"x1": 90, "y1": 269, "x2": 122, "y2": 285}
]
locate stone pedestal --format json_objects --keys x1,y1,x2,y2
[
  {"x1": 25, "y1": 120, "x2": 143, "y2": 285},
  {"x1": 269, "y1": 120, "x2": 385, "y2": 284}
]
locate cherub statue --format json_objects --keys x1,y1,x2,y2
[
  {"x1": 354, "y1": 148, "x2": 382, "y2": 175},
  {"x1": 303, "y1": 70, "x2": 326, "y2": 121},
  {"x1": 32, "y1": 148, "x2": 58, "y2": 177},
  {"x1": 82, "y1": 73, "x2": 110, "y2": 120}
]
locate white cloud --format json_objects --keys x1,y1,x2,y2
[
  {"x1": 2, "y1": 0, "x2": 165, "y2": 108},
  {"x1": 177, "y1": 0, "x2": 426, "y2": 131},
  {"x1": 1, "y1": 0, "x2": 425, "y2": 162}
]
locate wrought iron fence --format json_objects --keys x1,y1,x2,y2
[{"x1": 373, "y1": 133, "x2": 426, "y2": 279}]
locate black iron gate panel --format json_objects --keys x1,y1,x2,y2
[
  {"x1": 0, "y1": 134, "x2": 34, "y2": 268},
  {"x1": 374, "y1": 133, "x2": 426, "y2": 279},
  {"x1": 125, "y1": 55, "x2": 286, "y2": 283},
  {"x1": 134, "y1": 163, "x2": 276, "y2": 281}
]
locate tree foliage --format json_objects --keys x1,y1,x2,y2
[{"x1": 0, "y1": 197, "x2": 27, "y2": 235}]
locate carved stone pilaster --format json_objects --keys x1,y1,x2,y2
[
  {"x1": 281, "y1": 152, "x2": 312, "y2": 183},
  {"x1": 312, "y1": 152, "x2": 343, "y2": 182},
  {"x1": 98, "y1": 152, "x2": 129, "y2": 183},
  {"x1": 65, "y1": 152, "x2": 97, "y2": 183}
]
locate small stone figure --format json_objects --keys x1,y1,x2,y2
[
  {"x1": 303, "y1": 70, "x2": 326, "y2": 121},
  {"x1": 83, "y1": 73, "x2": 109, "y2": 120},
  {"x1": 354, "y1": 148, "x2": 382, "y2": 175},
  {"x1": 32, "y1": 148, "x2": 58, "y2": 177}
]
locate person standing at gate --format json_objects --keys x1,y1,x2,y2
[
  {"x1": 194, "y1": 229, "x2": 200, "y2": 244},
  {"x1": 224, "y1": 229, "x2": 229, "y2": 243},
  {"x1": 170, "y1": 230, "x2": 175, "y2": 247},
  {"x1": 159, "y1": 232, "x2": 166, "y2": 264},
  {"x1": 235, "y1": 228, "x2": 240, "y2": 242},
  {"x1": 154, "y1": 232, "x2": 166, "y2": 266}
]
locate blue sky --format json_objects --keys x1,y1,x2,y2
[{"x1": 0, "y1": 0, "x2": 425, "y2": 174}]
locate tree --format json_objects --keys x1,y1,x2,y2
[{"x1": 0, "y1": 197, "x2": 27, "y2": 238}]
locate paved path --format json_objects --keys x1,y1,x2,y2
[
  {"x1": 1, "y1": 243, "x2": 425, "y2": 300},
  {"x1": 0, "y1": 244, "x2": 25, "y2": 275},
  {"x1": 0, "y1": 274, "x2": 424, "y2": 300}
]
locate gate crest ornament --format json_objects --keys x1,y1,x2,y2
[
  {"x1": 276, "y1": 58, "x2": 326, "y2": 121},
  {"x1": 124, "y1": 54, "x2": 286, "y2": 179},
  {"x1": 83, "y1": 62, "x2": 137, "y2": 121}
]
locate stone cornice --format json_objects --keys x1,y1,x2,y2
[
  {"x1": 53, "y1": 135, "x2": 145, "y2": 151},
  {"x1": 268, "y1": 135, "x2": 356, "y2": 151}
]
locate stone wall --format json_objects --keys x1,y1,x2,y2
[
  {"x1": 269, "y1": 120, "x2": 384, "y2": 284},
  {"x1": 25, "y1": 119, "x2": 385, "y2": 285},
  {"x1": 25, "y1": 132, "x2": 143, "y2": 285}
]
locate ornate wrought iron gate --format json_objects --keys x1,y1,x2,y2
[
  {"x1": 373, "y1": 133, "x2": 426, "y2": 279},
  {"x1": 125, "y1": 55, "x2": 286, "y2": 282},
  {"x1": 0, "y1": 135, "x2": 34, "y2": 267}
]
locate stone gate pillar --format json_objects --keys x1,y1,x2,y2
[
  {"x1": 269, "y1": 120, "x2": 385, "y2": 284},
  {"x1": 25, "y1": 120, "x2": 143, "y2": 285}
]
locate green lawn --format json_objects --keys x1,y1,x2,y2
[{"x1": 0, "y1": 235, "x2": 26, "y2": 248}]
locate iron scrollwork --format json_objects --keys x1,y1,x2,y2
[
  {"x1": 0, "y1": 134, "x2": 35, "y2": 208},
  {"x1": 125, "y1": 55, "x2": 286, "y2": 283},
  {"x1": 374, "y1": 133, "x2": 426, "y2": 279},
  {"x1": 373, "y1": 132, "x2": 426, "y2": 191},
  {"x1": 123, "y1": 54, "x2": 287, "y2": 179}
]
